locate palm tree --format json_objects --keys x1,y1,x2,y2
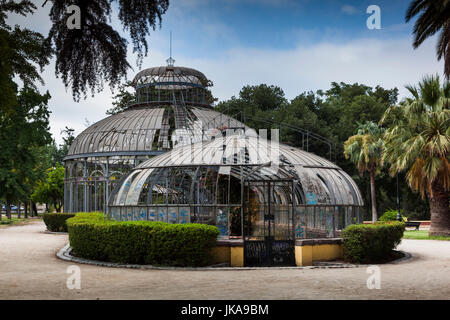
[
  {"x1": 381, "y1": 75, "x2": 450, "y2": 236},
  {"x1": 405, "y1": 0, "x2": 450, "y2": 78},
  {"x1": 344, "y1": 122, "x2": 385, "y2": 222}
]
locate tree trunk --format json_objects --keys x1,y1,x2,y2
[
  {"x1": 18, "y1": 204, "x2": 21, "y2": 219},
  {"x1": 32, "y1": 202, "x2": 37, "y2": 217},
  {"x1": 429, "y1": 181, "x2": 450, "y2": 236},
  {"x1": 6, "y1": 204, "x2": 11, "y2": 220},
  {"x1": 24, "y1": 203, "x2": 28, "y2": 219},
  {"x1": 370, "y1": 169, "x2": 378, "y2": 222},
  {"x1": 55, "y1": 201, "x2": 62, "y2": 213}
]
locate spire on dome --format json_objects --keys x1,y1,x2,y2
[{"x1": 166, "y1": 31, "x2": 175, "y2": 67}]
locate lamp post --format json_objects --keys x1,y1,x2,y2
[{"x1": 396, "y1": 173, "x2": 402, "y2": 221}]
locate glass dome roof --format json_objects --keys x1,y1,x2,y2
[
  {"x1": 132, "y1": 66, "x2": 212, "y2": 89},
  {"x1": 111, "y1": 132, "x2": 364, "y2": 206},
  {"x1": 66, "y1": 106, "x2": 247, "y2": 160}
]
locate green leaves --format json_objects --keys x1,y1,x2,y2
[
  {"x1": 342, "y1": 222, "x2": 405, "y2": 263},
  {"x1": 45, "y1": 0, "x2": 169, "y2": 101},
  {"x1": 405, "y1": 0, "x2": 450, "y2": 77},
  {"x1": 43, "y1": 213, "x2": 76, "y2": 232},
  {"x1": 67, "y1": 212, "x2": 220, "y2": 267},
  {"x1": 0, "y1": 87, "x2": 52, "y2": 206},
  {"x1": 382, "y1": 75, "x2": 450, "y2": 198},
  {"x1": 31, "y1": 165, "x2": 65, "y2": 212},
  {"x1": 343, "y1": 121, "x2": 384, "y2": 176}
]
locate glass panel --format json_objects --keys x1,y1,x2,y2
[
  {"x1": 216, "y1": 207, "x2": 229, "y2": 237},
  {"x1": 158, "y1": 207, "x2": 168, "y2": 222},
  {"x1": 168, "y1": 207, "x2": 177, "y2": 224},
  {"x1": 126, "y1": 207, "x2": 133, "y2": 221},
  {"x1": 294, "y1": 206, "x2": 306, "y2": 239},
  {"x1": 148, "y1": 208, "x2": 157, "y2": 221},
  {"x1": 179, "y1": 207, "x2": 190, "y2": 224},
  {"x1": 132, "y1": 207, "x2": 140, "y2": 221}
]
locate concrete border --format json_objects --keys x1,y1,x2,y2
[
  {"x1": 42, "y1": 230, "x2": 68, "y2": 235},
  {"x1": 57, "y1": 243, "x2": 411, "y2": 271}
]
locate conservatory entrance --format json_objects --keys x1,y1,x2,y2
[{"x1": 243, "y1": 179, "x2": 296, "y2": 267}]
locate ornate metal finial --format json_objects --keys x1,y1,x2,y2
[{"x1": 166, "y1": 31, "x2": 175, "y2": 67}]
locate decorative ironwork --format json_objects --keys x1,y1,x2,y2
[{"x1": 244, "y1": 240, "x2": 295, "y2": 267}]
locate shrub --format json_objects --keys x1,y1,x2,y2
[
  {"x1": 43, "y1": 213, "x2": 76, "y2": 232},
  {"x1": 379, "y1": 209, "x2": 406, "y2": 222},
  {"x1": 342, "y1": 221, "x2": 405, "y2": 263},
  {"x1": 66, "y1": 212, "x2": 220, "y2": 267}
]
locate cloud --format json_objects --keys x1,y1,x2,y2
[
  {"x1": 39, "y1": 34, "x2": 442, "y2": 145},
  {"x1": 174, "y1": 36, "x2": 442, "y2": 102},
  {"x1": 5, "y1": 2, "x2": 443, "y2": 146},
  {"x1": 341, "y1": 5, "x2": 359, "y2": 15}
]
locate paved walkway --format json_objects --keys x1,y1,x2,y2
[{"x1": 1, "y1": 221, "x2": 449, "y2": 299}]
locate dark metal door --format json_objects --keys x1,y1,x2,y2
[{"x1": 244, "y1": 180, "x2": 295, "y2": 267}]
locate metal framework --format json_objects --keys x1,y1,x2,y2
[
  {"x1": 64, "y1": 60, "x2": 365, "y2": 267},
  {"x1": 64, "y1": 62, "x2": 246, "y2": 213},
  {"x1": 108, "y1": 132, "x2": 364, "y2": 248}
]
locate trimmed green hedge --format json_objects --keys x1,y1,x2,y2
[
  {"x1": 342, "y1": 222, "x2": 405, "y2": 263},
  {"x1": 43, "y1": 213, "x2": 76, "y2": 232},
  {"x1": 379, "y1": 209, "x2": 406, "y2": 222},
  {"x1": 66, "y1": 212, "x2": 220, "y2": 267}
]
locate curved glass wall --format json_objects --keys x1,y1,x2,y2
[
  {"x1": 108, "y1": 132, "x2": 364, "y2": 239},
  {"x1": 64, "y1": 64, "x2": 246, "y2": 213}
]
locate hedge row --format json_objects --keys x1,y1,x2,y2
[
  {"x1": 342, "y1": 221, "x2": 405, "y2": 263},
  {"x1": 66, "y1": 212, "x2": 220, "y2": 267},
  {"x1": 43, "y1": 213, "x2": 76, "y2": 232}
]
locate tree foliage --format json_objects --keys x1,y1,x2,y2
[
  {"x1": 106, "y1": 81, "x2": 135, "y2": 115},
  {"x1": 216, "y1": 82, "x2": 429, "y2": 220},
  {"x1": 44, "y1": 0, "x2": 169, "y2": 101},
  {"x1": 31, "y1": 165, "x2": 65, "y2": 212},
  {"x1": 344, "y1": 122, "x2": 385, "y2": 222},
  {"x1": 0, "y1": 87, "x2": 52, "y2": 211},
  {"x1": 405, "y1": 0, "x2": 450, "y2": 78},
  {"x1": 0, "y1": 0, "x2": 52, "y2": 112},
  {"x1": 0, "y1": 1, "x2": 54, "y2": 217},
  {"x1": 381, "y1": 75, "x2": 450, "y2": 235},
  {"x1": 344, "y1": 122, "x2": 385, "y2": 176}
]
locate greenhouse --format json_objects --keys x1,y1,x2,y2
[
  {"x1": 108, "y1": 130, "x2": 364, "y2": 265},
  {"x1": 63, "y1": 60, "x2": 246, "y2": 213},
  {"x1": 64, "y1": 59, "x2": 364, "y2": 266}
]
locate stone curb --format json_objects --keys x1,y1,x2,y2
[
  {"x1": 56, "y1": 243, "x2": 364, "y2": 270},
  {"x1": 57, "y1": 244, "x2": 411, "y2": 271},
  {"x1": 389, "y1": 251, "x2": 412, "y2": 264},
  {"x1": 42, "y1": 230, "x2": 68, "y2": 235}
]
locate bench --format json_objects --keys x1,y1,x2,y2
[{"x1": 404, "y1": 221, "x2": 420, "y2": 230}]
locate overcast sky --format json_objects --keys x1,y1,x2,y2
[{"x1": 7, "y1": 0, "x2": 444, "y2": 144}]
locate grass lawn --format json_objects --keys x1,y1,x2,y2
[
  {"x1": 0, "y1": 217, "x2": 37, "y2": 227},
  {"x1": 403, "y1": 230, "x2": 450, "y2": 241}
]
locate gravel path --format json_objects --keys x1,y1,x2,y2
[{"x1": 1, "y1": 221, "x2": 449, "y2": 300}]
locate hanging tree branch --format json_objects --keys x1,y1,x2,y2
[{"x1": 44, "y1": 0, "x2": 169, "y2": 101}]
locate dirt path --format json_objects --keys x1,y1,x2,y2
[{"x1": 1, "y1": 221, "x2": 449, "y2": 299}]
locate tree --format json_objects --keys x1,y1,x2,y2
[
  {"x1": 31, "y1": 165, "x2": 65, "y2": 212},
  {"x1": 344, "y1": 122, "x2": 385, "y2": 222},
  {"x1": 217, "y1": 82, "x2": 429, "y2": 221},
  {"x1": 44, "y1": 0, "x2": 169, "y2": 101},
  {"x1": 215, "y1": 84, "x2": 288, "y2": 131},
  {"x1": 0, "y1": 1, "x2": 54, "y2": 218},
  {"x1": 239, "y1": 84, "x2": 287, "y2": 112},
  {"x1": 58, "y1": 126, "x2": 75, "y2": 162},
  {"x1": 405, "y1": 0, "x2": 450, "y2": 78},
  {"x1": 106, "y1": 81, "x2": 135, "y2": 115},
  {"x1": 382, "y1": 75, "x2": 450, "y2": 236},
  {"x1": 0, "y1": 87, "x2": 52, "y2": 219},
  {"x1": 0, "y1": 0, "x2": 52, "y2": 112}
]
